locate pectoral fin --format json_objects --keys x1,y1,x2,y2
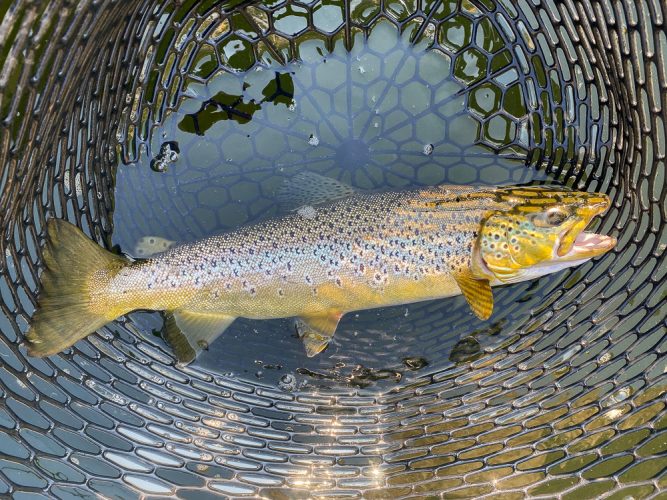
[
  {"x1": 295, "y1": 311, "x2": 342, "y2": 357},
  {"x1": 164, "y1": 310, "x2": 236, "y2": 363},
  {"x1": 453, "y1": 273, "x2": 494, "y2": 320}
]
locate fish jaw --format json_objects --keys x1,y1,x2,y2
[
  {"x1": 556, "y1": 231, "x2": 616, "y2": 262},
  {"x1": 483, "y1": 231, "x2": 616, "y2": 286},
  {"x1": 554, "y1": 194, "x2": 615, "y2": 262},
  {"x1": 556, "y1": 194, "x2": 611, "y2": 256}
]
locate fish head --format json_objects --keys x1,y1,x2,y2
[{"x1": 474, "y1": 188, "x2": 616, "y2": 284}]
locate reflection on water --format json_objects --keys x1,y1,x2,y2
[{"x1": 179, "y1": 72, "x2": 295, "y2": 134}]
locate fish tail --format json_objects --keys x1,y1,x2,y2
[{"x1": 26, "y1": 219, "x2": 130, "y2": 357}]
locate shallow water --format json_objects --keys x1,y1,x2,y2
[
  {"x1": 110, "y1": 21, "x2": 568, "y2": 390},
  {"x1": 2, "y1": 0, "x2": 664, "y2": 497},
  {"x1": 114, "y1": 22, "x2": 536, "y2": 240}
]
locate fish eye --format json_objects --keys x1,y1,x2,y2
[{"x1": 532, "y1": 209, "x2": 568, "y2": 227}]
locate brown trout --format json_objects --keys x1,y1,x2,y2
[{"x1": 26, "y1": 175, "x2": 615, "y2": 362}]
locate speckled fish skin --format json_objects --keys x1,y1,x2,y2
[
  {"x1": 108, "y1": 186, "x2": 505, "y2": 318},
  {"x1": 26, "y1": 182, "x2": 615, "y2": 361}
]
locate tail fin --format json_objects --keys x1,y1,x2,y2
[{"x1": 26, "y1": 219, "x2": 130, "y2": 357}]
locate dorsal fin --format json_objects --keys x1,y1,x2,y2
[{"x1": 277, "y1": 172, "x2": 356, "y2": 211}]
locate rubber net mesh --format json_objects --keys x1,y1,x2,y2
[{"x1": 0, "y1": 0, "x2": 665, "y2": 497}]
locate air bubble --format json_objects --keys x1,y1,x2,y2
[
  {"x1": 308, "y1": 134, "x2": 319, "y2": 146},
  {"x1": 150, "y1": 141, "x2": 180, "y2": 172},
  {"x1": 278, "y1": 373, "x2": 297, "y2": 392},
  {"x1": 423, "y1": 143, "x2": 434, "y2": 155}
]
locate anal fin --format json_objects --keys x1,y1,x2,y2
[
  {"x1": 453, "y1": 273, "x2": 494, "y2": 320},
  {"x1": 164, "y1": 310, "x2": 236, "y2": 363},
  {"x1": 295, "y1": 311, "x2": 342, "y2": 357}
]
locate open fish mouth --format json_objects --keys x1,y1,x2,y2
[
  {"x1": 556, "y1": 194, "x2": 614, "y2": 259},
  {"x1": 558, "y1": 231, "x2": 617, "y2": 261}
]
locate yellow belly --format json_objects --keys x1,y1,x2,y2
[{"x1": 185, "y1": 273, "x2": 462, "y2": 320}]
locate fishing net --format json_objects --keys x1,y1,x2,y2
[{"x1": 0, "y1": 0, "x2": 665, "y2": 497}]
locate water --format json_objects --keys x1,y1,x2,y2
[
  {"x1": 109, "y1": 20, "x2": 558, "y2": 390},
  {"x1": 1, "y1": 0, "x2": 663, "y2": 496}
]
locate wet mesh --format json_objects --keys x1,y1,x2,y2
[{"x1": 0, "y1": 0, "x2": 665, "y2": 498}]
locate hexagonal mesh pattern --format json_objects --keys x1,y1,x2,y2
[{"x1": 0, "y1": 0, "x2": 665, "y2": 498}]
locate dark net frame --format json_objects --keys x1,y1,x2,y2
[{"x1": 0, "y1": 0, "x2": 665, "y2": 498}]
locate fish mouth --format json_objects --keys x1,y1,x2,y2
[
  {"x1": 556, "y1": 194, "x2": 614, "y2": 259},
  {"x1": 557, "y1": 231, "x2": 616, "y2": 261}
]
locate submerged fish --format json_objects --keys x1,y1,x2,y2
[{"x1": 26, "y1": 174, "x2": 616, "y2": 362}]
